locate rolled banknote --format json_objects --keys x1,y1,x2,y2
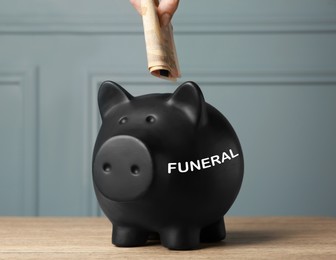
[{"x1": 141, "y1": 0, "x2": 181, "y2": 81}]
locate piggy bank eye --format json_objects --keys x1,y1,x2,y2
[
  {"x1": 145, "y1": 115, "x2": 156, "y2": 124},
  {"x1": 119, "y1": 116, "x2": 128, "y2": 125}
]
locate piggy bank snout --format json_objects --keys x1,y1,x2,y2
[{"x1": 93, "y1": 135, "x2": 153, "y2": 202}]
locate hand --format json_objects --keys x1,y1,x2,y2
[{"x1": 130, "y1": 0, "x2": 180, "y2": 27}]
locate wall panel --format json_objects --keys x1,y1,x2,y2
[
  {"x1": 0, "y1": 0, "x2": 335, "y2": 216},
  {"x1": 0, "y1": 69, "x2": 37, "y2": 215}
]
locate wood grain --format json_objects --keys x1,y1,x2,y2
[{"x1": 0, "y1": 217, "x2": 335, "y2": 259}]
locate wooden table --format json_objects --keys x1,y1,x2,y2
[{"x1": 0, "y1": 217, "x2": 335, "y2": 259}]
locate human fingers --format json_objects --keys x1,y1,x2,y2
[
  {"x1": 157, "y1": 0, "x2": 180, "y2": 26},
  {"x1": 130, "y1": 0, "x2": 142, "y2": 15}
]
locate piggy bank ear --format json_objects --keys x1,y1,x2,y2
[
  {"x1": 168, "y1": 81, "x2": 207, "y2": 126},
  {"x1": 98, "y1": 81, "x2": 133, "y2": 118}
]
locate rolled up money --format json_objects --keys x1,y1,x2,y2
[{"x1": 141, "y1": 0, "x2": 181, "y2": 81}]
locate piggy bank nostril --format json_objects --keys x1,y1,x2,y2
[
  {"x1": 130, "y1": 165, "x2": 140, "y2": 175},
  {"x1": 103, "y1": 163, "x2": 112, "y2": 173}
]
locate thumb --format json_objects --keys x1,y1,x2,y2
[
  {"x1": 130, "y1": 0, "x2": 142, "y2": 15},
  {"x1": 157, "y1": 0, "x2": 179, "y2": 26}
]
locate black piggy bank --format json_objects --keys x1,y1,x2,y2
[{"x1": 92, "y1": 81, "x2": 244, "y2": 250}]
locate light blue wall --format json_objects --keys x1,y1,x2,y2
[{"x1": 0, "y1": 0, "x2": 335, "y2": 216}]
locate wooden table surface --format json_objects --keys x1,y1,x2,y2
[{"x1": 0, "y1": 217, "x2": 335, "y2": 259}]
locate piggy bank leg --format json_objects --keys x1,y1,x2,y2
[
  {"x1": 160, "y1": 227, "x2": 200, "y2": 250},
  {"x1": 112, "y1": 225, "x2": 148, "y2": 247},
  {"x1": 200, "y1": 218, "x2": 226, "y2": 243}
]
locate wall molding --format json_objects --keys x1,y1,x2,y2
[
  {"x1": 85, "y1": 73, "x2": 104, "y2": 216},
  {"x1": 1, "y1": 14, "x2": 336, "y2": 34},
  {"x1": 87, "y1": 68, "x2": 336, "y2": 140},
  {"x1": 87, "y1": 69, "x2": 336, "y2": 86},
  {"x1": 0, "y1": 68, "x2": 38, "y2": 215},
  {"x1": 86, "y1": 68, "x2": 335, "y2": 216}
]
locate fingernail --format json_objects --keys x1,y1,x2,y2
[{"x1": 160, "y1": 13, "x2": 171, "y2": 27}]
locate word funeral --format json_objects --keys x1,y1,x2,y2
[{"x1": 168, "y1": 149, "x2": 239, "y2": 174}]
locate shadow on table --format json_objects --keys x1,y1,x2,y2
[{"x1": 202, "y1": 229, "x2": 292, "y2": 249}]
